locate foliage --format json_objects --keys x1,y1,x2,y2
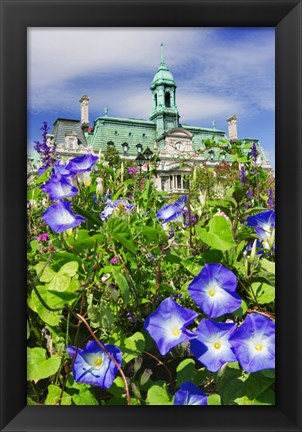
[{"x1": 27, "y1": 129, "x2": 275, "y2": 406}]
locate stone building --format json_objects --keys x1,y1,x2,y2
[{"x1": 47, "y1": 44, "x2": 271, "y2": 193}]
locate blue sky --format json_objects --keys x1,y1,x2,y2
[{"x1": 28, "y1": 27, "x2": 275, "y2": 169}]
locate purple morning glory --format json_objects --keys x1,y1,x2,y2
[
  {"x1": 230, "y1": 313, "x2": 275, "y2": 373},
  {"x1": 53, "y1": 163, "x2": 74, "y2": 178},
  {"x1": 66, "y1": 154, "x2": 98, "y2": 173},
  {"x1": 100, "y1": 199, "x2": 134, "y2": 221},
  {"x1": 144, "y1": 297, "x2": 198, "y2": 356},
  {"x1": 41, "y1": 176, "x2": 78, "y2": 200},
  {"x1": 174, "y1": 382, "x2": 208, "y2": 405},
  {"x1": 188, "y1": 264, "x2": 242, "y2": 318},
  {"x1": 156, "y1": 196, "x2": 187, "y2": 223},
  {"x1": 41, "y1": 200, "x2": 85, "y2": 233},
  {"x1": 190, "y1": 319, "x2": 237, "y2": 372},
  {"x1": 67, "y1": 340, "x2": 122, "y2": 388},
  {"x1": 246, "y1": 210, "x2": 275, "y2": 250}
]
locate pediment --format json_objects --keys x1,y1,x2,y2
[{"x1": 165, "y1": 127, "x2": 193, "y2": 139}]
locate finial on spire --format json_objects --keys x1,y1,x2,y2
[
  {"x1": 160, "y1": 43, "x2": 165, "y2": 65},
  {"x1": 104, "y1": 106, "x2": 108, "y2": 116}
]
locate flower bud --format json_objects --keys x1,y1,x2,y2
[
  {"x1": 248, "y1": 239, "x2": 257, "y2": 264},
  {"x1": 133, "y1": 356, "x2": 143, "y2": 375},
  {"x1": 140, "y1": 368, "x2": 153, "y2": 386}
]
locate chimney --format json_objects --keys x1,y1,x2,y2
[
  {"x1": 79, "y1": 95, "x2": 90, "y2": 133},
  {"x1": 226, "y1": 115, "x2": 238, "y2": 143}
]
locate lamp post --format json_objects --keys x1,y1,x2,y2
[
  {"x1": 135, "y1": 153, "x2": 146, "y2": 174},
  {"x1": 136, "y1": 143, "x2": 143, "y2": 154},
  {"x1": 143, "y1": 147, "x2": 153, "y2": 172},
  {"x1": 122, "y1": 142, "x2": 129, "y2": 154},
  {"x1": 208, "y1": 149, "x2": 215, "y2": 161}
]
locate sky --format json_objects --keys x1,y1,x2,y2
[{"x1": 28, "y1": 27, "x2": 275, "y2": 169}]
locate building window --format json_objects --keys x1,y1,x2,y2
[
  {"x1": 165, "y1": 92, "x2": 171, "y2": 108},
  {"x1": 154, "y1": 94, "x2": 157, "y2": 107},
  {"x1": 65, "y1": 132, "x2": 78, "y2": 149},
  {"x1": 107, "y1": 141, "x2": 114, "y2": 147},
  {"x1": 161, "y1": 176, "x2": 169, "y2": 191},
  {"x1": 176, "y1": 175, "x2": 182, "y2": 189}
]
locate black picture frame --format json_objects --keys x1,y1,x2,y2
[{"x1": 1, "y1": 0, "x2": 301, "y2": 431}]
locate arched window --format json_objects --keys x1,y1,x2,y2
[
  {"x1": 107, "y1": 141, "x2": 114, "y2": 148},
  {"x1": 165, "y1": 92, "x2": 171, "y2": 108},
  {"x1": 154, "y1": 94, "x2": 157, "y2": 107}
]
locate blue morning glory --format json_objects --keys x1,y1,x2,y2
[
  {"x1": 66, "y1": 154, "x2": 98, "y2": 173},
  {"x1": 144, "y1": 297, "x2": 198, "y2": 355},
  {"x1": 156, "y1": 196, "x2": 187, "y2": 223},
  {"x1": 230, "y1": 313, "x2": 275, "y2": 373},
  {"x1": 41, "y1": 176, "x2": 78, "y2": 200},
  {"x1": 100, "y1": 199, "x2": 134, "y2": 221},
  {"x1": 41, "y1": 200, "x2": 85, "y2": 233},
  {"x1": 174, "y1": 382, "x2": 208, "y2": 405},
  {"x1": 246, "y1": 210, "x2": 275, "y2": 250},
  {"x1": 190, "y1": 319, "x2": 237, "y2": 372},
  {"x1": 67, "y1": 340, "x2": 122, "y2": 388},
  {"x1": 188, "y1": 264, "x2": 241, "y2": 318},
  {"x1": 53, "y1": 163, "x2": 74, "y2": 178}
]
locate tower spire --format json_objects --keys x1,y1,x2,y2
[{"x1": 160, "y1": 43, "x2": 165, "y2": 65}]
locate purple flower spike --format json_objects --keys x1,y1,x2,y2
[
  {"x1": 144, "y1": 297, "x2": 198, "y2": 356},
  {"x1": 174, "y1": 382, "x2": 208, "y2": 405},
  {"x1": 188, "y1": 264, "x2": 241, "y2": 318},
  {"x1": 230, "y1": 313, "x2": 275, "y2": 373},
  {"x1": 156, "y1": 196, "x2": 187, "y2": 223},
  {"x1": 67, "y1": 340, "x2": 122, "y2": 388},
  {"x1": 66, "y1": 154, "x2": 98, "y2": 173},
  {"x1": 42, "y1": 200, "x2": 85, "y2": 233},
  {"x1": 190, "y1": 319, "x2": 237, "y2": 372},
  {"x1": 41, "y1": 176, "x2": 78, "y2": 201}
]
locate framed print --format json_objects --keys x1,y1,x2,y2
[{"x1": 1, "y1": 0, "x2": 301, "y2": 431}]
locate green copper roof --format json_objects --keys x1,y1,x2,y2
[
  {"x1": 90, "y1": 116, "x2": 156, "y2": 154},
  {"x1": 151, "y1": 44, "x2": 176, "y2": 89},
  {"x1": 51, "y1": 119, "x2": 88, "y2": 147}
]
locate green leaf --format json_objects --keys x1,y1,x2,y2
[
  {"x1": 141, "y1": 226, "x2": 168, "y2": 243},
  {"x1": 232, "y1": 299, "x2": 248, "y2": 318},
  {"x1": 35, "y1": 262, "x2": 56, "y2": 283},
  {"x1": 112, "y1": 268, "x2": 130, "y2": 304},
  {"x1": 27, "y1": 187, "x2": 41, "y2": 201},
  {"x1": 108, "y1": 217, "x2": 131, "y2": 238},
  {"x1": 88, "y1": 304, "x2": 114, "y2": 329},
  {"x1": 67, "y1": 230, "x2": 96, "y2": 252},
  {"x1": 207, "y1": 394, "x2": 221, "y2": 405},
  {"x1": 253, "y1": 387, "x2": 275, "y2": 405},
  {"x1": 27, "y1": 320, "x2": 30, "y2": 340},
  {"x1": 176, "y1": 359, "x2": 206, "y2": 388},
  {"x1": 107, "y1": 376, "x2": 126, "y2": 399},
  {"x1": 217, "y1": 363, "x2": 274, "y2": 405},
  {"x1": 260, "y1": 259, "x2": 275, "y2": 274},
  {"x1": 27, "y1": 347, "x2": 61, "y2": 381},
  {"x1": 109, "y1": 331, "x2": 145, "y2": 365},
  {"x1": 47, "y1": 262, "x2": 79, "y2": 292},
  {"x1": 112, "y1": 233, "x2": 137, "y2": 254},
  {"x1": 72, "y1": 205, "x2": 101, "y2": 227},
  {"x1": 196, "y1": 216, "x2": 236, "y2": 251},
  {"x1": 44, "y1": 385, "x2": 72, "y2": 405},
  {"x1": 147, "y1": 381, "x2": 172, "y2": 405},
  {"x1": 28, "y1": 285, "x2": 62, "y2": 326},
  {"x1": 252, "y1": 282, "x2": 275, "y2": 304},
  {"x1": 72, "y1": 387, "x2": 99, "y2": 405}
]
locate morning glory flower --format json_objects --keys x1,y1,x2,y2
[
  {"x1": 174, "y1": 382, "x2": 208, "y2": 405},
  {"x1": 230, "y1": 313, "x2": 275, "y2": 373},
  {"x1": 190, "y1": 319, "x2": 237, "y2": 372},
  {"x1": 67, "y1": 340, "x2": 122, "y2": 388},
  {"x1": 100, "y1": 199, "x2": 134, "y2": 221},
  {"x1": 246, "y1": 210, "x2": 275, "y2": 250},
  {"x1": 41, "y1": 176, "x2": 78, "y2": 200},
  {"x1": 188, "y1": 264, "x2": 241, "y2": 318},
  {"x1": 42, "y1": 200, "x2": 85, "y2": 233},
  {"x1": 156, "y1": 196, "x2": 187, "y2": 223},
  {"x1": 66, "y1": 154, "x2": 98, "y2": 173},
  {"x1": 144, "y1": 297, "x2": 198, "y2": 356}
]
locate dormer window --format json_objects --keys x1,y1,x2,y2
[{"x1": 65, "y1": 131, "x2": 78, "y2": 149}]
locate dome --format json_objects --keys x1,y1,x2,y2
[{"x1": 151, "y1": 63, "x2": 175, "y2": 88}]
